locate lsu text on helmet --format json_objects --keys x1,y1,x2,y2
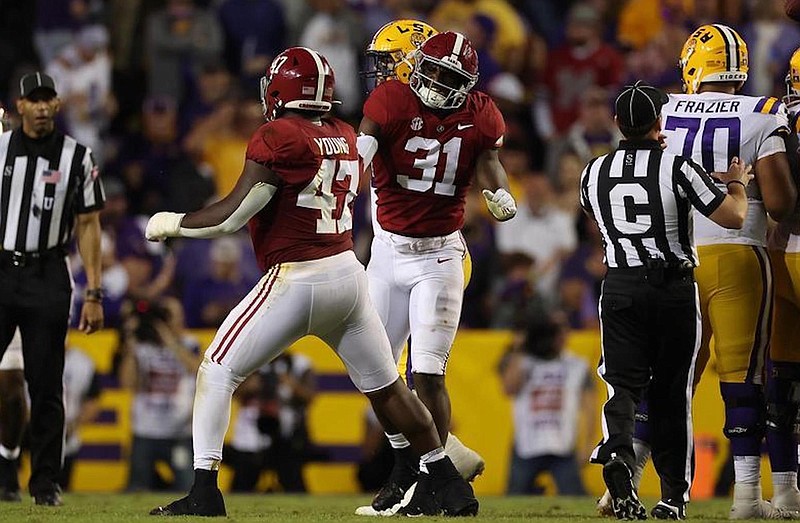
[
  {"x1": 410, "y1": 31, "x2": 479, "y2": 110},
  {"x1": 784, "y1": 47, "x2": 800, "y2": 109},
  {"x1": 364, "y1": 19, "x2": 438, "y2": 85},
  {"x1": 260, "y1": 47, "x2": 337, "y2": 121},
  {"x1": 679, "y1": 24, "x2": 748, "y2": 94}
]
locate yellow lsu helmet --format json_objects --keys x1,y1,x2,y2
[
  {"x1": 679, "y1": 24, "x2": 748, "y2": 94},
  {"x1": 364, "y1": 19, "x2": 438, "y2": 86},
  {"x1": 785, "y1": 47, "x2": 800, "y2": 109}
]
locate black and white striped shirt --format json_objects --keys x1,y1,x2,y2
[
  {"x1": 580, "y1": 140, "x2": 725, "y2": 268},
  {"x1": 0, "y1": 129, "x2": 105, "y2": 252}
]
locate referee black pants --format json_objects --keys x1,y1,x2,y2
[
  {"x1": 592, "y1": 267, "x2": 700, "y2": 503},
  {"x1": 0, "y1": 253, "x2": 71, "y2": 495}
]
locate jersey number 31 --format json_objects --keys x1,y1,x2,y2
[{"x1": 400, "y1": 136, "x2": 462, "y2": 196}]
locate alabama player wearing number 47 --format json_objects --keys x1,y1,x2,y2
[
  {"x1": 357, "y1": 31, "x2": 516, "y2": 516},
  {"x1": 143, "y1": 46, "x2": 478, "y2": 517}
]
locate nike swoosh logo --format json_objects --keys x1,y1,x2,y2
[
  {"x1": 457, "y1": 123, "x2": 473, "y2": 130},
  {"x1": 437, "y1": 258, "x2": 452, "y2": 264}
]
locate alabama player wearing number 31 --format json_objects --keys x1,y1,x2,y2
[
  {"x1": 357, "y1": 31, "x2": 516, "y2": 515},
  {"x1": 143, "y1": 46, "x2": 478, "y2": 517}
]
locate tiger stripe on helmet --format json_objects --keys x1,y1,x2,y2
[{"x1": 713, "y1": 24, "x2": 740, "y2": 71}]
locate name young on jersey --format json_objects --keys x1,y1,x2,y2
[
  {"x1": 673, "y1": 99, "x2": 741, "y2": 114},
  {"x1": 313, "y1": 137, "x2": 350, "y2": 156}
]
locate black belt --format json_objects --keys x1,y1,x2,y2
[
  {"x1": 607, "y1": 263, "x2": 694, "y2": 285},
  {"x1": 0, "y1": 247, "x2": 66, "y2": 268}
]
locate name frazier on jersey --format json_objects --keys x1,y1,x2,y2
[
  {"x1": 673, "y1": 99, "x2": 741, "y2": 113},
  {"x1": 313, "y1": 136, "x2": 350, "y2": 156}
]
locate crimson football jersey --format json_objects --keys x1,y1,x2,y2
[
  {"x1": 364, "y1": 80, "x2": 505, "y2": 237},
  {"x1": 245, "y1": 116, "x2": 359, "y2": 271}
]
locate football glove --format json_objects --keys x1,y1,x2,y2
[
  {"x1": 482, "y1": 188, "x2": 517, "y2": 221},
  {"x1": 145, "y1": 212, "x2": 185, "y2": 241}
]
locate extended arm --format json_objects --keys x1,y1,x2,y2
[
  {"x1": 145, "y1": 160, "x2": 282, "y2": 240},
  {"x1": 476, "y1": 148, "x2": 516, "y2": 221}
]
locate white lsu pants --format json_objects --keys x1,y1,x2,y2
[
  {"x1": 193, "y1": 250, "x2": 400, "y2": 470},
  {"x1": 367, "y1": 230, "x2": 466, "y2": 375}
]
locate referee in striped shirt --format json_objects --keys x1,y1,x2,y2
[
  {"x1": 580, "y1": 81, "x2": 750, "y2": 520},
  {"x1": 0, "y1": 72, "x2": 104, "y2": 506}
]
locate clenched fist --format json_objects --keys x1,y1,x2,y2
[
  {"x1": 145, "y1": 212, "x2": 185, "y2": 241},
  {"x1": 482, "y1": 188, "x2": 517, "y2": 221}
]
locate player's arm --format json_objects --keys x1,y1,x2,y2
[
  {"x1": 476, "y1": 148, "x2": 517, "y2": 221},
  {"x1": 755, "y1": 151, "x2": 796, "y2": 222},
  {"x1": 145, "y1": 160, "x2": 282, "y2": 241},
  {"x1": 357, "y1": 116, "x2": 380, "y2": 167},
  {"x1": 706, "y1": 157, "x2": 752, "y2": 229},
  {"x1": 356, "y1": 116, "x2": 381, "y2": 191}
]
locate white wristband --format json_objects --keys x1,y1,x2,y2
[{"x1": 357, "y1": 133, "x2": 379, "y2": 167}]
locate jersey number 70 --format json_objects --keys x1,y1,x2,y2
[{"x1": 664, "y1": 116, "x2": 741, "y2": 174}]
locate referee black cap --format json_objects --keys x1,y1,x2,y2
[
  {"x1": 19, "y1": 72, "x2": 57, "y2": 99},
  {"x1": 615, "y1": 81, "x2": 668, "y2": 136}
]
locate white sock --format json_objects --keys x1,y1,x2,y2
[
  {"x1": 419, "y1": 447, "x2": 445, "y2": 474},
  {"x1": 632, "y1": 439, "x2": 651, "y2": 490},
  {"x1": 0, "y1": 445, "x2": 20, "y2": 460},
  {"x1": 773, "y1": 471, "x2": 798, "y2": 488},
  {"x1": 734, "y1": 483, "x2": 763, "y2": 502},
  {"x1": 192, "y1": 359, "x2": 246, "y2": 470},
  {"x1": 733, "y1": 455, "x2": 761, "y2": 486},
  {"x1": 386, "y1": 432, "x2": 411, "y2": 449}
]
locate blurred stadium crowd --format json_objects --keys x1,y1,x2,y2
[
  {"x1": 0, "y1": 0, "x2": 796, "y2": 494},
  {"x1": 0, "y1": 0, "x2": 794, "y2": 333}
]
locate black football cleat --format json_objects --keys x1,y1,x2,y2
[
  {"x1": 0, "y1": 488, "x2": 21, "y2": 502},
  {"x1": 398, "y1": 473, "x2": 440, "y2": 517},
  {"x1": 150, "y1": 486, "x2": 226, "y2": 517},
  {"x1": 435, "y1": 474, "x2": 479, "y2": 516},
  {"x1": 400, "y1": 457, "x2": 479, "y2": 517},
  {"x1": 33, "y1": 484, "x2": 63, "y2": 507},
  {"x1": 0, "y1": 456, "x2": 20, "y2": 502},
  {"x1": 603, "y1": 456, "x2": 647, "y2": 520},
  {"x1": 651, "y1": 500, "x2": 685, "y2": 520},
  {"x1": 370, "y1": 453, "x2": 418, "y2": 512}
]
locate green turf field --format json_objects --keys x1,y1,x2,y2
[{"x1": 0, "y1": 494, "x2": 747, "y2": 522}]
